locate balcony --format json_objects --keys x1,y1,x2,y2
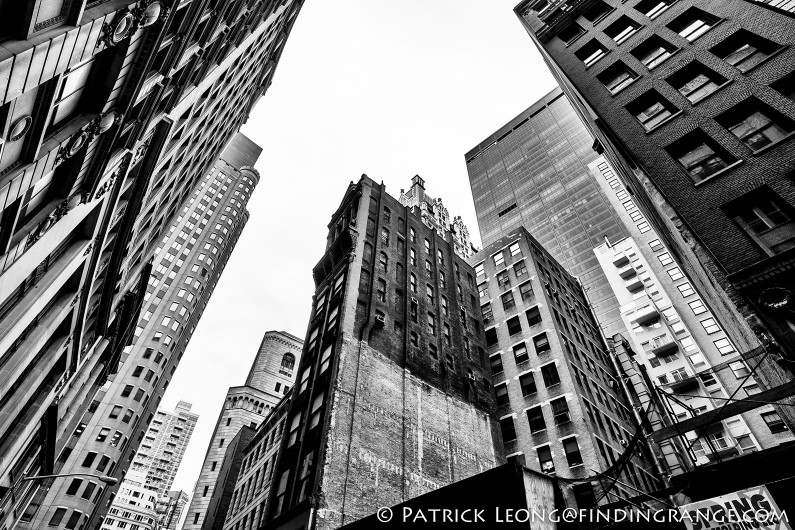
[
  {"x1": 625, "y1": 276, "x2": 644, "y2": 292},
  {"x1": 633, "y1": 304, "x2": 659, "y2": 325},
  {"x1": 618, "y1": 263, "x2": 636, "y2": 279},
  {"x1": 649, "y1": 334, "x2": 678, "y2": 356},
  {"x1": 667, "y1": 371, "x2": 699, "y2": 392},
  {"x1": 612, "y1": 252, "x2": 630, "y2": 267}
]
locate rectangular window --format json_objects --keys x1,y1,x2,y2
[
  {"x1": 761, "y1": 411, "x2": 788, "y2": 434},
  {"x1": 481, "y1": 302, "x2": 493, "y2": 321},
  {"x1": 605, "y1": 15, "x2": 641, "y2": 45},
  {"x1": 534, "y1": 333, "x2": 551, "y2": 354},
  {"x1": 493, "y1": 252, "x2": 505, "y2": 268},
  {"x1": 729, "y1": 361, "x2": 750, "y2": 378},
  {"x1": 717, "y1": 98, "x2": 794, "y2": 153},
  {"x1": 711, "y1": 30, "x2": 782, "y2": 73},
  {"x1": 497, "y1": 270, "x2": 511, "y2": 289},
  {"x1": 513, "y1": 342, "x2": 529, "y2": 364},
  {"x1": 519, "y1": 281, "x2": 533, "y2": 301},
  {"x1": 495, "y1": 384, "x2": 510, "y2": 406},
  {"x1": 667, "y1": 8, "x2": 720, "y2": 42},
  {"x1": 689, "y1": 299, "x2": 707, "y2": 315},
  {"x1": 575, "y1": 39, "x2": 609, "y2": 67},
  {"x1": 507, "y1": 316, "x2": 522, "y2": 335},
  {"x1": 500, "y1": 417, "x2": 517, "y2": 441},
  {"x1": 558, "y1": 22, "x2": 586, "y2": 45},
  {"x1": 551, "y1": 397, "x2": 571, "y2": 424},
  {"x1": 526, "y1": 306, "x2": 542, "y2": 326},
  {"x1": 714, "y1": 338, "x2": 734, "y2": 355},
  {"x1": 598, "y1": 61, "x2": 638, "y2": 95},
  {"x1": 627, "y1": 89, "x2": 678, "y2": 131},
  {"x1": 541, "y1": 363, "x2": 561, "y2": 387},
  {"x1": 658, "y1": 253, "x2": 673, "y2": 266},
  {"x1": 478, "y1": 283, "x2": 488, "y2": 298},
  {"x1": 485, "y1": 327, "x2": 498, "y2": 346},
  {"x1": 490, "y1": 353, "x2": 504, "y2": 375},
  {"x1": 527, "y1": 406, "x2": 546, "y2": 433},
  {"x1": 668, "y1": 62, "x2": 727, "y2": 104},
  {"x1": 667, "y1": 129, "x2": 737, "y2": 183},
  {"x1": 635, "y1": 0, "x2": 674, "y2": 19},
  {"x1": 427, "y1": 313, "x2": 436, "y2": 335},
  {"x1": 502, "y1": 291, "x2": 516, "y2": 311},
  {"x1": 678, "y1": 283, "x2": 695, "y2": 297},
  {"x1": 563, "y1": 437, "x2": 584, "y2": 467},
  {"x1": 520, "y1": 373, "x2": 537, "y2": 396},
  {"x1": 49, "y1": 508, "x2": 68, "y2": 527},
  {"x1": 631, "y1": 35, "x2": 676, "y2": 69},
  {"x1": 700, "y1": 318, "x2": 721, "y2": 334},
  {"x1": 537, "y1": 445, "x2": 555, "y2": 473}
]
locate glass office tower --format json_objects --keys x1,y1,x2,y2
[{"x1": 465, "y1": 87, "x2": 628, "y2": 336}]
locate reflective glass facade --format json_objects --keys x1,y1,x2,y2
[{"x1": 466, "y1": 87, "x2": 629, "y2": 336}]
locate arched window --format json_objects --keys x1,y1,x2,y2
[{"x1": 280, "y1": 353, "x2": 295, "y2": 376}]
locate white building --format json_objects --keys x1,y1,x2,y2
[{"x1": 100, "y1": 470, "x2": 157, "y2": 530}]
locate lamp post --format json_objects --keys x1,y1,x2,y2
[{"x1": 7, "y1": 472, "x2": 118, "y2": 529}]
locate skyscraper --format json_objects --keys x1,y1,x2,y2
[
  {"x1": 465, "y1": 87, "x2": 629, "y2": 338},
  {"x1": 100, "y1": 470, "x2": 158, "y2": 530},
  {"x1": 21, "y1": 131, "x2": 264, "y2": 528},
  {"x1": 1, "y1": 1, "x2": 305, "y2": 528},
  {"x1": 472, "y1": 226, "x2": 661, "y2": 508},
  {"x1": 127, "y1": 401, "x2": 198, "y2": 497},
  {"x1": 513, "y1": 0, "x2": 795, "y2": 412},
  {"x1": 261, "y1": 175, "x2": 502, "y2": 530},
  {"x1": 156, "y1": 490, "x2": 190, "y2": 530},
  {"x1": 182, "y1": 330, "x2": 303, "y2": 530}
]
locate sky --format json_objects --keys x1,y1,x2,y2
[{"x1": 163, "y1": 0, "x2": 557, "y2": 496}]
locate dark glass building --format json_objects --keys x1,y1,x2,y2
[{"x1": 465, "y1": 87, "x2": 629, "y2": 336}]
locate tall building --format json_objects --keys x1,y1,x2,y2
[
  {"x1": 591, "y1": 156, "x2": 794, "y2": 471},
  {"x1": 182, "y1": 330, "x2": 303, "y2": 530},
  {"x1": 261, "y1": 175, "x2": 503, "y2": 530},
  {"x1": 221, "y1": 393, "x2": 292, "y2": 530},
  {"x1": 22, "y1": 129, "x2": 264, "y2": 529},
  {"x1": 156, "y1": 490, "x2": 190, "y2": 530},
  {"x1": 128, "y1": 401, "x2": 199, "y2": 496},
  {"x1": 471, "y1": 226, "x2": 661, "y2": 508},
  {"x1": 513, "y1": 0, "x2": 795, "y2": 419},
  {"x1": 0, "y1": 1, "x2": 304, "y2": 529},
  {"x1": 465, "y1": 87, "x2": 630, "y2": 338},
  {"x1": 100, "y1": 470, "x2": 158, "y2": 530}
]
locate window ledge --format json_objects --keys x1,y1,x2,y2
[
  {"x1": 584, "y1": 49, "x2": 613, "y2": 71},
  {"x1": 608, "y1": 76, "x2": 641, "y2": 97},
  {"x1": 693, "y1": 159, "x2": 745, "y2": 187},
  {"x1": 682, "y1": 18, "x2": 726, "y2": 45},
  {"x1": 590, "y1": 8, "x2": 617, "y2": 27},
  {"x1": 691, "y1": 79, "x2": 734, "y2": 106},
  {"x1": 736, "y1": 45, "x2": 789, "y2": 75},
  {"x1": 564, "y1": 32, "x2": 587, "y2": 48},
  {"x1": 644, "y1": 109, "x2": 684, "y2": 134},
  {"x1": 749, "y1": 130, "x2": 795, "y2": 156}
]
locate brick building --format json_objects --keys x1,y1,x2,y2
[
  {"x1": 472, "y1": 226, "x2": 660, "y2": 507},
  {"x1": 183, "y1": 330, "x2": 303, "y2": 530},
  {"x1": 261, "y1": 175, "x2": 504, "y2": 530},
  {"x1": 513, "y1": 0, "x2": 795, "y2": 413},
  {"x1": 221, "y1": 392, "x2": 292, "y2": 530}
]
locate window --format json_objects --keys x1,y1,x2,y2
[
  {"x1": 500, "y1": 417, "x2": 517, "y2": 441},
  {"x1": 605, "y1": 15, "x2": 641, "y2": 45},
  {"x1": 49, "y1": 508, "x2": 68, "y2": 527},
  {"x1": 429, "y1": 344, "x2": 438, "y2": 358},
  {"x1": 678, "y1": 283, "x2": 695, "y2": 297},
  {"x1": 482, "y1": 302, "x2": 493, "y2": 321},
  {"x1": 541, "y1": 363, "x2": 561, "y2": 387},
  {"x1": 631, "y1": 35, "x2": 677, "y2": 69},
  {"x1": 514, "y1": 260, "x2": 527, "y2": 279},
  {"x1": 527, "y1": 406, "x2": 546, "y2": 433},
  {"x1": 563, "y1": 437, "x2": 584, "y2": 467},
  {"x1": 526, "y1": 306, "x2": 542, "y2": 326},
  {"x1": 485, "y1": 327, "x2": 498, "y2": 346},
  {"x1": 497, "y1": 270, "x2": 511, "y2": 289},
  {"x1": 598, "y1": 61, "x2": 639, "y2": 95},
  {"x1": 475, "y1": 262, "x2": 485, "y2": 278},
  {"x1": 534, "y1": 333, "x2": 551, "y2": 354},
  {"x1": 410, "y1": 227, "x2": 416, "y2": 243},
  {"x1": 688, "y1": 300, "x2": 707, "y2": 315},
  {"x1": 507, "y1": 316, "x2": 522, "y2": 335},
  {"x1": 635, "y1": 0, "x2": 674, "y2": 19},
  {"x1": 519, "y1": 281, "x2": 533, "y2": 301},
  {"x1": 490, "y1": 353, "x2": 504, "y2": 375},
  {"x1": 729, "y1": 361, "x2": 750, "y2": 378},
  {"x1": 711, "y1": 29, "x2": 781, "y2": 73},
  {"x1": 425, "y1": 260, "x2": 432, "y2": 275},
  {"x1": 761, "y1": 411, "x2": 788, "y2": 434},
  {"x1": 700, "y1": 318, "x2": 721, "y2": 334},
  {"x1": 65, "y1": 479, "x2": 82, "y2": 496},
  {"x1": 771, "y1": 71, "x2": 795, "y2": 102},
  {"x1": 96, "y1": 428, "x2": 110, "y2": 442},
  {"x1": 426, "y1": 283, "x2": 434, "y2": 302},
  {"x1": 666, "y1": 129, "x2": 737, "y2": 183},
  {"x1": 381, "y1": 228, "x2": 389, "y2": 245},
  {"x1": 667, "y1": 8, "x2": 720, "y2": 42},
  {"x1": 495, "y1": 384, "x2": 510, "y2": 406},
  {"x1": 551, "y1": 397, "x2": 571, "y2": 424},
  {"x1": 309, "y1": 393, "x2": 325, "y2": 430},
  {"x1": 558, "y1": 23, "x2": 586, "y2": 45},
  {"x1": 583, "y1": 0, "x2": 613, "y2": 23},
  {"x1": 717, "y1": 98, "x2": 794, "y2": 152},
  {"x1": 727, "y1": 190, "x2": 795, "y2": 254},
  {"x1": 668, "y1": 62, "x2": 728, "y2": 104},
  {"x1": 714, "y1": 338, "x2": 735, "y2": 355},
  {"x1": 537, "y1": 445, "x2": 555, "y2": 473},
  {"x1": 658, "y1": 253, "x2": 673, "y2": 266},
  {"x1": 509, "y1": 242, "x2": 522, "y2": 256},
  {"x1": 443, "y1": 323, "x2": 451, "y2": 346},
  {"x1": 517, "y1": 373, "x2": 536, "y2": 397},
  {"x1": 379, "y1": 252, "x2": 388, "y2": 272},
  {"x1": 121, "y1": 385, "x2": 133, "y2": 398},
  {"x1": 383, "y1": 208, "x2": 391, "y2": 223},
  {"x1": 409, "y1": 273, "x2": 417, "y2": 293},
  {"x1": 280, "y1": 353, "x2": 295, "y2": 375},
  {"x1": 427, "y1": 313, "x2": 436, "y2": 335},
  {"x1": 629, "y1": 89, "x2": 678, "y2": 131},
  {"x1": 478, "y1": 283, "x2": 488, "y2": 298},
  {"x1": 493, "y1": 252, "x2": 505, "y2": 268},
  {"x1": 410, "y1": 249, "x2": 417, "y2": 266},
  {"x1": 513, "y1": 342, "x2": 529, "y2": 363},
  {"x1": 319, "y1": 344, "x2": 333, "y2": 373},
  {"x1": 502, "y1": 291, "x2": 516, "y2": 311},
  {"x1": 441, "y1": 296, "x2": 449, "y2": 316},
  {"x1": 109, "y1": 405, "x2": 122, "y2": 419},
  {"x1": 81, "y1": 452, "x2": 97, "y2": 468},
  {"x1": 287, "y1": 414, "x2": 302, "y2": 446},
  {"x1": 377, "y1": 279, "x2": 387, "y2": 302},
  {"x1": 575, "y1": 39, "x2": 609, "y2": 67}
]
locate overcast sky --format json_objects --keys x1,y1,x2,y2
[{"x1": 163, "y1": 0, "x2": 557, "y2": 495}]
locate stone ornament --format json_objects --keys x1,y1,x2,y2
[{"x1": 8, "y1": 115, "x2": 33, "y2": 141}]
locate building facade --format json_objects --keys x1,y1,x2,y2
[
  {"x1": 183, "y1": 331, "x2": 303, "y2": 530},
  {"x1": 1, "y1": 1, "x2": 304, "y2": 529},
  {"x1": 465, "y1": 87, "x2": 630, "y2": 339},
  {"x1": 156, "y1": 490, "x2": 189, "y2": 530},
  {"x1": 513, "y1": 0, "x2": 795, "y2": 416},
  {"x1": 221, "y1": 393, "x2": 291, "y2": 530},
  {"x1": 261, "y1": 175, "x2": 503, "y2": 530},
  {"x1": 588, "y1": 154, "x2": 795, "y2": 460},
  {"x1": 99, "y1": 470, "x2": 158, "y2": 530},
  {"x1": 472, "y1": 227, "x2": 660, "y2": 507},
  {"x1": 22, "y1": 129, "x2": 264, "y2": 529}
]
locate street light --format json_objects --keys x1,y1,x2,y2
[{"x1": 6, "y1": 472, "x2": 119, "y2": 529}]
